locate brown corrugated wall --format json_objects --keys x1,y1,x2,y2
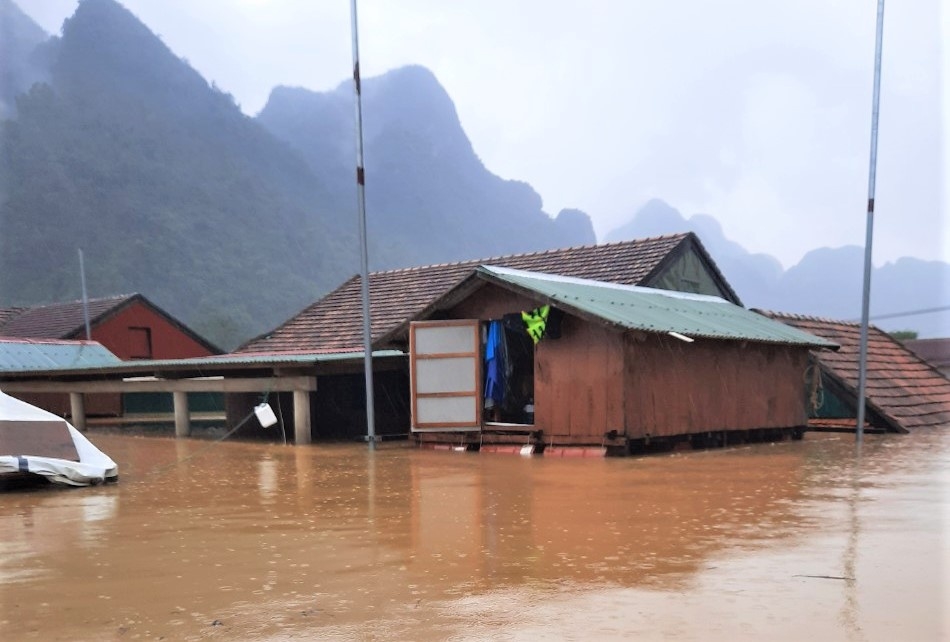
[
  {"x1": 623, "y1": 333, "x2": 809, "y2": 438},
  {"x1": 534, "y1": 316, "x2": 625, "y2": 441}
]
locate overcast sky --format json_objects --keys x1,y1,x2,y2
[{"x1": 21, "y1": 0, "x2": 949, "y2": 268}]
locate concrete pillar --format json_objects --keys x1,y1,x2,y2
[
  {"x1": 69, "y1": 392, "x2": 86, "y2": 432},
  {"x1": 173, "y1": 391, "x2": 190, "y2": 437},
  {"x1": 293, "y1": 389, "x2": 311, "y2": 445}
]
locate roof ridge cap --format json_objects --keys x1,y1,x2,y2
[
  {"x1": 368, "y1": 233, "x2": 692, "y2": 276},
  {"x1": 757, "y1": 309, "x2": 864, "y2": 327},
  {"x1": 19, "y1": 293, "x2": 139, "y2": 310}
]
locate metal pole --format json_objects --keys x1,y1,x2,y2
[
  {"x1": 349, "y1": 0, "x2": 377, "y2": 448},
  {"x1": 856, "y1": 0, "x2": 886, "y2": 445},
  {"x1": 78, "y1": 248, "x2": 92, "y2": 340}
]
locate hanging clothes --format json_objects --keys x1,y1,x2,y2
[
  {"x1": 484, "y1": 320, "x2": 508, "y2": 407},
  {"x1": 521, "y1": 305, "x2": 550, "y2": 344}
]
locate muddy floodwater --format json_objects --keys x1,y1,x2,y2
[{"x1": 1, "y1": 431, "x2": 947, "y2": 641}]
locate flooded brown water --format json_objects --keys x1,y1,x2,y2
[{"x1": 1, "y1": 431, "x2": 947, "y2": 641}]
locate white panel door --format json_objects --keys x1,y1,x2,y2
[{"x1": 410, "y1": 320, "x2": 481, "y2": 431}]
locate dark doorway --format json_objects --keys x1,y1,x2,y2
[{"x1": 483, "y1": 320, "x2": 535, "y2": 425}]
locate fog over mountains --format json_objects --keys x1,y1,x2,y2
[{"x1": 0, "y1": 0, "x2": 945, "y2": 348}]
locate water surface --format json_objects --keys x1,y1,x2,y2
[{"x1": 1, "y1": 431, "x2": 947, "y2": 640}]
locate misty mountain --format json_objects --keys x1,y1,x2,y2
[
  {"x1": 606, "y1": 198, "x2": 784, "y2": 304},
  {"x1": 607, "y1": 200, "x2": 950, "y2": 338},
  {"x1": 0, "y1": 0, "x2": 593, "y2": 349},
  {"x1": 257, "y1": 66, "x2": 595, "y2": 266},
  {"x1": 0, "y1": 0, "x2": 50, "y2": 118},
  {"x1": 1, "y1": 0, "x2": 359, "y2": 349}
]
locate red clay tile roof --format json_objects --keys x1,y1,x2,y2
[
  {"x1": 240, "y1": 233, "x2": 725, "y2": 353},
  {"x1": 762, "y1": 311, "x2": 950, "y2": 431},
  {"x1": 0, "y1": 294, "x2": 137, "y2": 339},
  {"x1": 0, "y1": 306, "x2": 27, "y2": 328}
]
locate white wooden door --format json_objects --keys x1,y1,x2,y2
[{"x1": 409, "y1": 320, "x2": 481, "y2": 431}]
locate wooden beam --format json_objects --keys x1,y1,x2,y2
[{"x1": 0, "y1": 376, "x2": 317, "y2": 395}]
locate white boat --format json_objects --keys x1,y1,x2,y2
[{"x1": 0, "y1": 390, "x2": 118, "y2": 487}]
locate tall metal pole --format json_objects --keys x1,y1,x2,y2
[
  {"x1": 349, "y1": 0, "x2": 377, "y2": 448},
  {"x1": 856, "y1": 0, "x2": 886, "y2": 445},
  {"x1": 78, "y1": 248, "x2": 92, "y2": 340}
]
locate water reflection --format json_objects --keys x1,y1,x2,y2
[{"x1": 0, "y1": 431, "x2": 946, "y2": 641}]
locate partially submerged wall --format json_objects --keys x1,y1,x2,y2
[{"x1": 623, "y1": 334, "x2": 809, "y2": 438}]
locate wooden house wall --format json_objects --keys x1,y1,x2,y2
[
  {"x1": 447, "y1": 286, "x2": 538, "y2": 322},
  {"x1": 623, "y1": 334, "x2": 809, "y2": 437},
  {"x1": 534, "y1": 315, "x2": 625, "y2": 441}
]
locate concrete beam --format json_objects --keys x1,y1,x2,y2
[
  {"x1": 0, "y1": 376, "x2": 317, "y2": 395},
  {"x1": 293, "y1": 389, "x2": 311, "y2": 445},
  {"x1": 173, "y1": 391, "x2": 190, "y2": 437},
  {"x1": 69, "y1": 392, "x2": 86, "y2": 432}
]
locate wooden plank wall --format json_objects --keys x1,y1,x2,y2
[
  {"x1": 623, "y1": 333, "x2": 810, "y2": 437},
  {"x1": 534, "y1": 315, "x2": 625, "y2": 440},
  {"x1": 448, "y1": 286, "x2": 537, "y2": 321}
]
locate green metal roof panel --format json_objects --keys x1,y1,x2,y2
[
  {"x1": 0, "y1": 349, "x2": 405, "y2": 377},
  {"x1": 479, "y1": 266, "x2": 838, "y2": 349},
  {"x1": 0, "y1": 340, "x2": 122, "y2": 372}
]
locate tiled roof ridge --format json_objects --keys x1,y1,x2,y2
[
  {"x1": 368, "y1": 233, "x2": 691, "y2": 276},
  {"x1": 20, "y1": 293, "x2": 139, "y2": 310},
  {"x1": 756, "y1": 309, "x2": 864, "y2": 328},
  {"x1": 233, "y1": 347, "x2": 365, "y2": 357}
]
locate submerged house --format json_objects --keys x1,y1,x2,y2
[
  {"x1": 761, "y1": 312, "x2": 950, "y2": 432},
  {"x1": 398, "y1": 267, "x2": 836, "y2": 454},
  {"x1": 0, "y1": 235, "x2": 853, "y2": 451},
  {"x1": 234, "y1": 232, "x2": 745, "y2": 442}
]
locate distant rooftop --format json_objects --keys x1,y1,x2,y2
[
  {"x1": 761, "y1": 312, "x2": 950, "y2": 431},
  {"x1": 904, "y1": 338, "x2": 950, "y2": 371}
]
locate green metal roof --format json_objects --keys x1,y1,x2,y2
[
  {"x1": 0, "y1": 339, "x2": 122, "y2": 372},
  {"x1": 0, "y1": 349, "x2": 405, "y2": 377},
  {"x1": 478, "y1": 266, "x2": 838, "y2": 349}
]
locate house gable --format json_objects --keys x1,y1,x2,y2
[{"x1": 645, "y1": 241, "x2": 739, "y2": 302}]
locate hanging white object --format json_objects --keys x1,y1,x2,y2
[{"x1": 254, "y1": 403, "x2": 278, "y2": 428}]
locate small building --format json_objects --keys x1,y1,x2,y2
[
  {"x1": 0, "y1": 293, "x2": 219, "y2": 359},
  {"x1": 761, "y1": 312, "x2": 950, "y2": 432},
  {"x1": 0, "y1": 293, "x2": 220, "y2": 419},
  {"x1": 399, "y1": 267, "x2": 836, "y2": 454}
]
